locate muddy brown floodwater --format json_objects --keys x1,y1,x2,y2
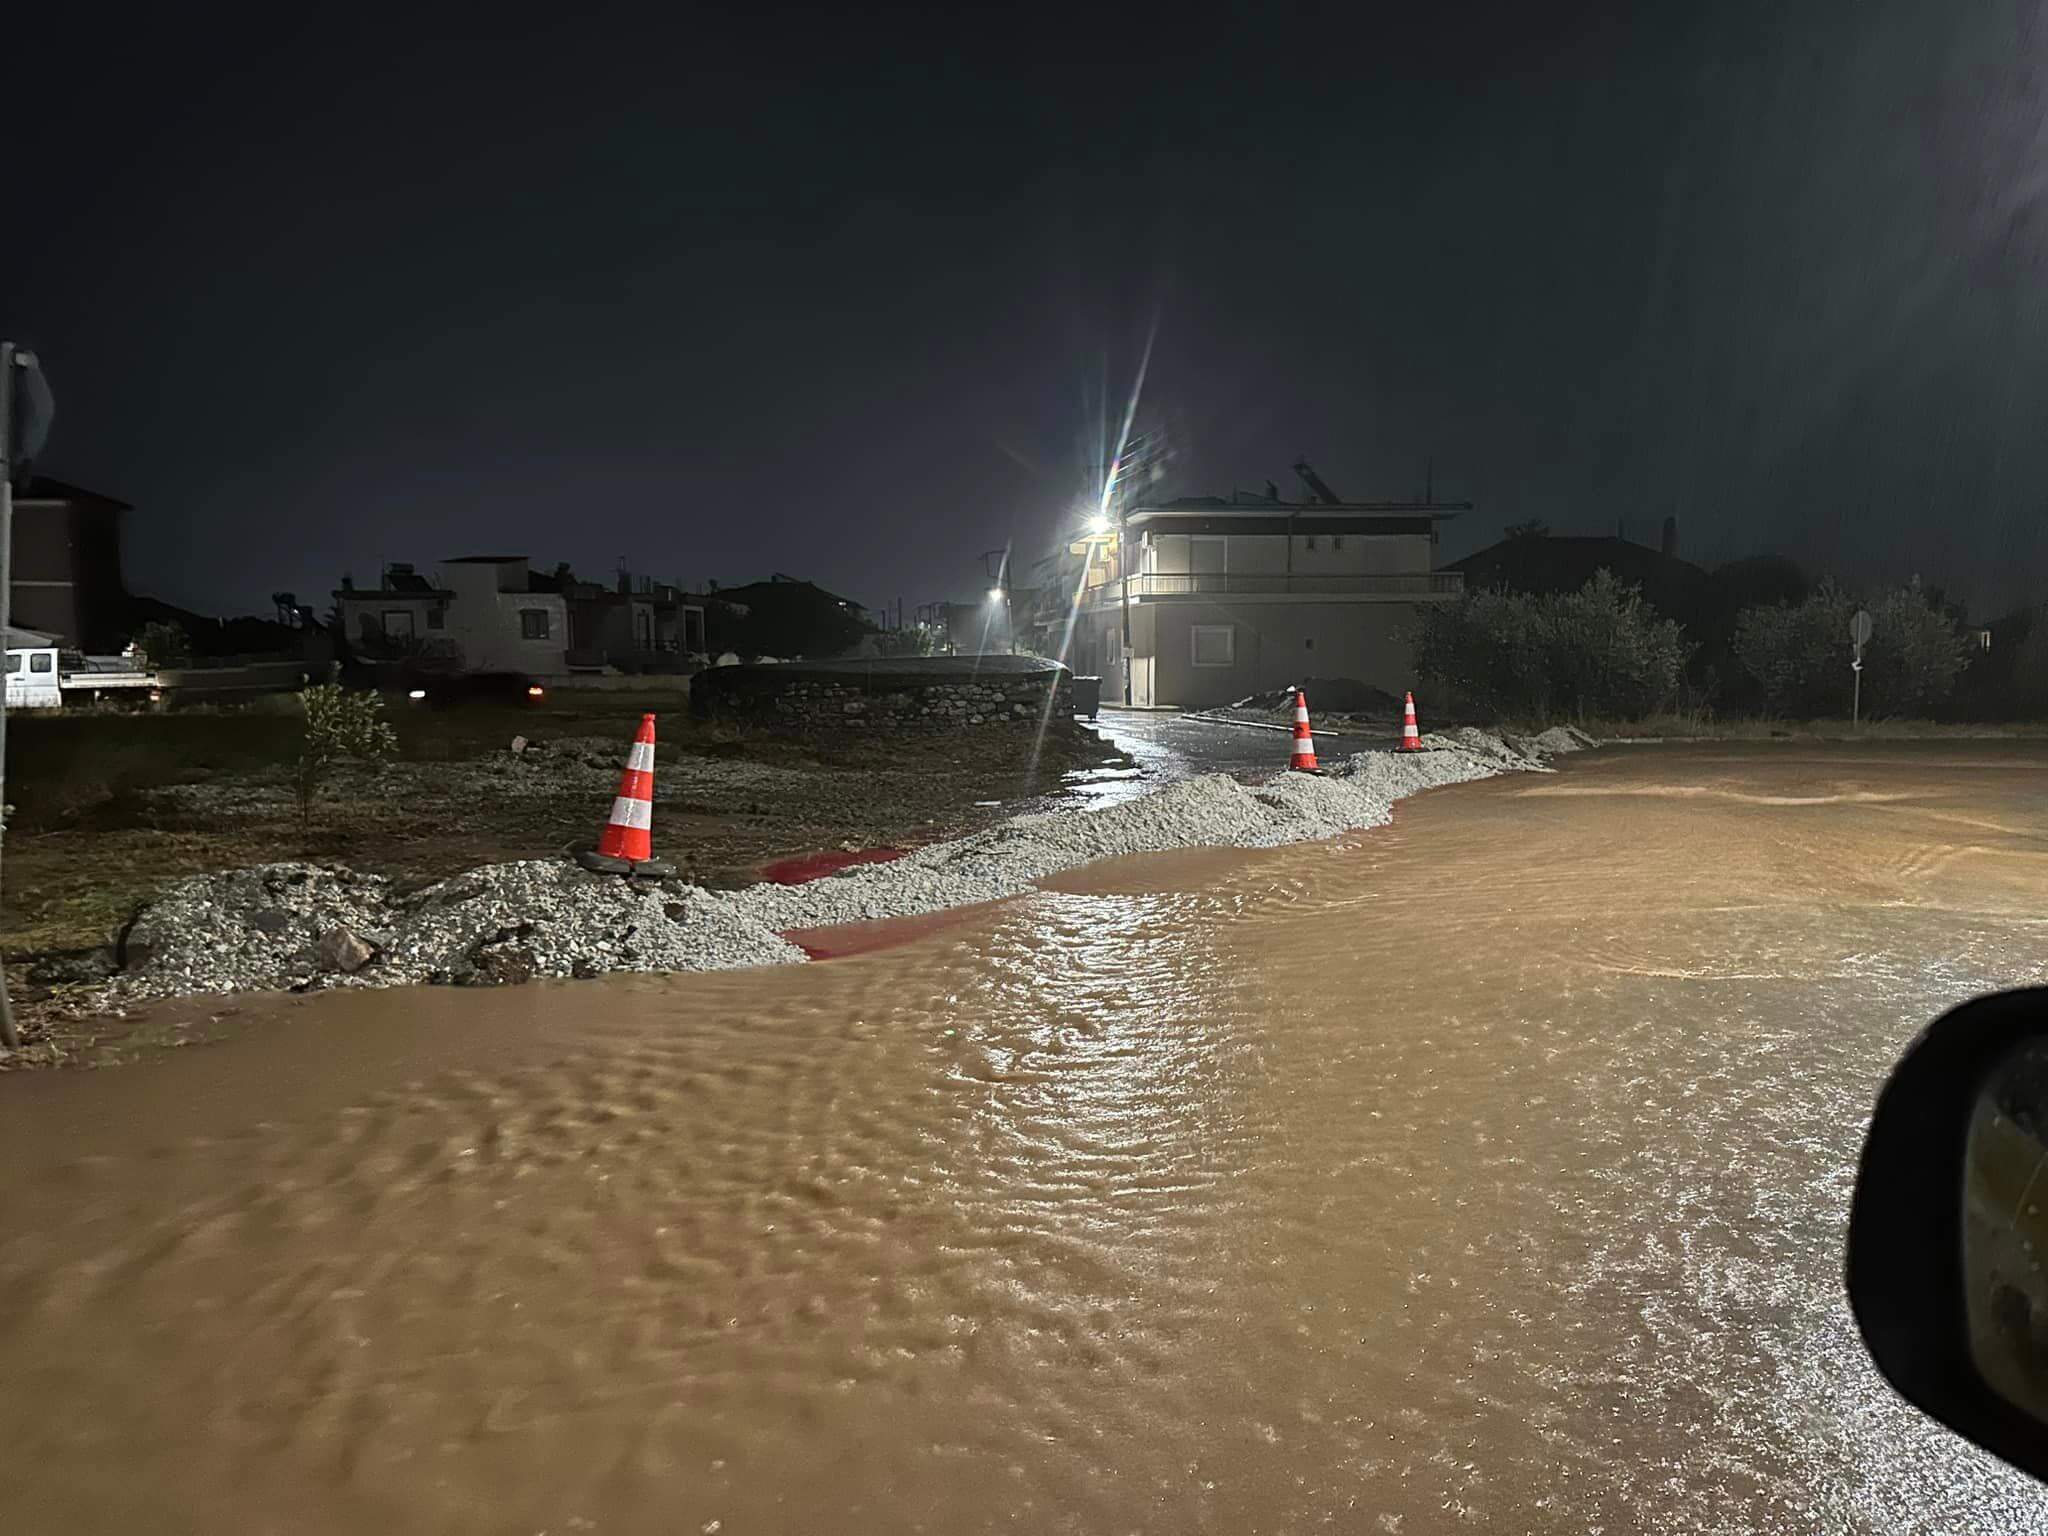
[{"x1": 5, "y1": 743, "x2": 2048, "y2": 1534}]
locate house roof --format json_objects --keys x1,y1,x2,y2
[
  {"x1": 716, "y1": 577, "x2": 866, "y2": 610},
  {"x1": 1446, "y1": 535, "x2": 1712, "y2": 621},
  {"x1": 16, "y1": 476, "x2": 132, "y2": 511}
]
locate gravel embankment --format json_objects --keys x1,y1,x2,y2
[{"x1": 101, "y1": 728, "x2": 1589, "y2": 1004}]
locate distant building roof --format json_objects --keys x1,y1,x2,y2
[
  {"x1": 717, "y1": 577, "x2": 866, "y2": 610},
  {"x1": 17, "y1": 477, "x2": 132, "y2": 511},
  {"x1": 385, "y1": 565, "x2": 440, "y2": 594},
  {"x1": 1447, "y1": 535, "x2": 1711, "y2": 623}
]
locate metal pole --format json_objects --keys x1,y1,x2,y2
[
  {"x1": 0, "y1": 342, "x2": 19, "y2": 1049},
  {"x1": 1118, "y1": 507, "x2": 1133, "y2": 705},
  {"x1": 1853, "y1": 658, "x2": 1862, "y2": 730}
]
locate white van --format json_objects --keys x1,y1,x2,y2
[{"x1": 5, "y1": 647, "x2": 64, "y2": 709}]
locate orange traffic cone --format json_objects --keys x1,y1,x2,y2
[
  {"x1": 576, "y1": 714, "x2": 673, "y2": 875},
  {"x1": 1399, "y1": 691, "x2": 1423, "y2": 751},
  {"x1": 1289, "y1": 688, "x2": 1319, "y2": 772}
]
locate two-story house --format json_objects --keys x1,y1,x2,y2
[
  {"x1": 1070, "y1": 489, "x2": 1467, "y2": 708},
  {"x1": 334, "y1": 556, "x2": 569, "y2": 674}
]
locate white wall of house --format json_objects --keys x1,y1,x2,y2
[
  {"x1": 342, "y1": 561, "x2": 567, "y2": 673},
  {"x1": 1145, "y1": 600, "x2": 1424, "y2": 708},
  {"x1": 439, "y1": 561, "x2": 566, "y2": 672}
]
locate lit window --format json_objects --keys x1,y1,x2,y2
[
  {"x1": 520, "y1": 609, "x2": 551, "y2": 640},
  {"x1": 1191, "y1": 625, "x2": 1234, "y2": 666}
]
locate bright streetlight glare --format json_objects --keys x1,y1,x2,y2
[
  {"x1": 1086, "y1": 512, "x2": 1110, "y2": 533},
  {"x1": 987, "y1": 586, "x2": 1004, "y2": 603}
]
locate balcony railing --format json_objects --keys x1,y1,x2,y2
[{"x1": 1090, "y1": 571, "x2": 1464, "y2": 600}]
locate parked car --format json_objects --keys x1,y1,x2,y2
[{"x1": 402, "y1": 671, "x2": 549, "y2": 709}]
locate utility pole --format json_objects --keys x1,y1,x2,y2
[
  {"x1": 0, "y1": 341, "x2": 55, "y2": 1052},
  {"x1": 1, "y1": 345, "x2": 19, "y2": 1048}
]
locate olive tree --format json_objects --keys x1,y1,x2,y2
[{"x1": 1418, "y1": 570, "x2": 1691, "y2": 722}]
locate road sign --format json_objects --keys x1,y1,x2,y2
[{"x1": 1848, "y1": 609, "x2": 1872, "y2": 733}]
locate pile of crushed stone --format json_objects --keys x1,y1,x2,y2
[
  {"x1": 109, "y1": 862, "x2": 805, "y2": 1003},
  {"x1": 101, "y1": 728, "x2": 1589, "y2": 1002}
]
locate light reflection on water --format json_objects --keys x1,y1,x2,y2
[{"x1": 2, "y1": 743, "x2": 2048, "y2": 1532}]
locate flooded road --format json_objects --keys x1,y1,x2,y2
[{"x1": 5, "y1": 742, "x2": 2048, "y2": 1533}]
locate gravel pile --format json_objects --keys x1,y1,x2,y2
[
  {"x1": 728, "y1": 737, "x2": 1557, "y2": 930},
  {"x1": 100, "y1": 728, "x2": 1591, "y2": 1002},
  {"x1": 110, "y1": 861, "x2": 805, "y2": 1003}
]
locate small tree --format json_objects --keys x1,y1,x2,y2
[
  {"x1": 133, "y1": 620, "x2": 192, "y2": 669},
  {"x1": 874, "y1": 625, "x2": 937, "y2": 658},
  {"x1": 1733, "y1": 579, "x2": 1970, "y2": 717},
  {"x1": 294, "y1": 681, "x2": 398, "y2": 836}
]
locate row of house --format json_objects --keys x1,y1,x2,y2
[{"x1": 334, "y1": 557, "x2": 709, "y2": 675}]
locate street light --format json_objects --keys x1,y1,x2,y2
[{"x1": 987, "y1": 586, "x2": 1004, "y2": 603}]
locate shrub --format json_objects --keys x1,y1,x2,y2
[
  {"x1": 874, "y1": 626, "x2": 937, "y2": 658},
  {"x1": 2010, "y1": 612, "x2": 2048, "y2": 718},
  {"x1": 133, "y1": 621, "x2": 192, "y2": 669},
  {"x1": 1418, "y1": 570, "x2": 1692, "y2": 722},
  {"x1": 294, "y1": 682, "x2": 398, "y2": 835},
  {"x1": 1732, "y1": 578, "x2": 1970, "y2": 717}
]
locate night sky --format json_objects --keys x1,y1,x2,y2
[{"x1": 7, "y1": 3, "x2": 2046, "y2": 620}]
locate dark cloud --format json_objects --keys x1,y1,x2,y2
[{"x1": 6, "y1": 2, "x2": 2045, "y2": 620}]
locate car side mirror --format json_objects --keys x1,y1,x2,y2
[{"x1": 1848, "y1": 986, "x2": 2048, "y2": 1484}]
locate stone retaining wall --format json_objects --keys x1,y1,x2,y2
[{"x1": 701, "y1": 672, "x2": 1074, "y2": 731}]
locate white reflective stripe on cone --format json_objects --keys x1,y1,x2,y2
[
  {"x1": 608, "y1": 796, "x2": 654, "y2": 830},
  {"x1": 626, "y1": 741, "x2": 656, "y2": 772}
]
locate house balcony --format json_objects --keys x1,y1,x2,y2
[{"x1": 1082, "y1": 571, "x2": 1464, "y2": 605}]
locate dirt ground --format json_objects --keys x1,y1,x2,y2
[{"x1": 0, "y1": 693, "x2": 1121, "y2": 1051}]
